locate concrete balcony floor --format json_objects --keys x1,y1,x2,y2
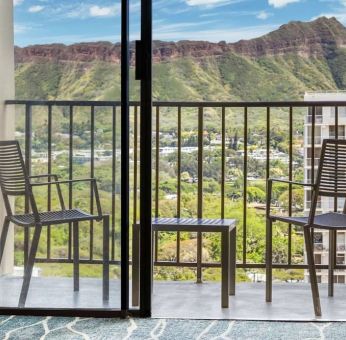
[
  {"x1": 1, "y1": 276, "x2": 346, "y2": 321},
  {"x1": 152, "y1": 281, "x2": 346, "y2": 321}
]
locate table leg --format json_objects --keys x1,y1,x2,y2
[
  {"x1": 132, "y1": 223, "x2": 140, "y2": 307},
  {"x1": 102, "y1": 216, "x2": 110, "y2": 301},
  {"x1": 328, "y1": 229, "x2": 336, "y2": 297},
  {"x1": 152, "y1": 229, "x2": 155, "y2": 294},
  {"x1": 221, "y1": 230, "x2": 230, "y2": 308},
  {"x1": 229, "y1": 227, "x2": 236, "y2": 296},
  {"x1": 197, "y1": 232, "x2": 203, "y2": 283}
]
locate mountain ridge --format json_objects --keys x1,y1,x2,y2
[
  {"x1": 14, "y1": 17, "x2": 346, "y2": 102},
  {"x1": 14, "y1": 17, "x2": 346, "y2": 64}
]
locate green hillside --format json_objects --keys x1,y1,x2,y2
[
  {"x1": 14, "y1": 48, "x2": 343, "y2": 135},
  {"x1": 15, "y1": 51, "x2": 342, "y2": 102}
]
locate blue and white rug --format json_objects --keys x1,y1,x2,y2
[{"x1": 0, "y1": 316, "x2": 345, "y2": 339}]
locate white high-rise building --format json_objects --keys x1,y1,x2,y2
[{"x1": 304, "y1": 91, "x2": 346, "y2": 284}]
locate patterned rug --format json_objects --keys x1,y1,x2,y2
[{"x1": 0, "y1": 316, "x2": 345, "y2": 339}]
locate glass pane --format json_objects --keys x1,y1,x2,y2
[
  {"x1": 0, "y1": 0, "x2": 124, "y2": 311},
  {"x1": 337, "y1": 233, "x2": 345, "y2": 248},
  {"x1": 149, "y1": 0, "x2": 346, "y2": 320}
]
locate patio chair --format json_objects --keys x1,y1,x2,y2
[
  {"x1": 266, "y1": 139, "x2": 346, "y2": 317},
  {"x1": 0, "y1": 140, "x2": 109, "y2": 307}
]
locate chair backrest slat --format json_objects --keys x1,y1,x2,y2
[
  {"x1": 0, "y1": 141, "x2": 28, "y2": 196},
  {"x1": 317, "y1": 140, "x2": 346, "y2": 197}
]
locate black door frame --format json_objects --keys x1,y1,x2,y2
[
  {"x1": 139, "y1": 0, "x2": 153, "y2": 318},
  {"x1": 0, "y1": 0, "x2": 138, "y2": 317},
  {"x1": 123, "y1": 0, "x2": 153, "y2": 318},
  {"x1": 120, "y1": 0, "x2": 130, "y2": 318},
  {"x1": 0, "y1": 0, "x2": 151, "y2": 318},
  {"x1": 120, "y1": 0, "x2": 154, "y2": 319}
]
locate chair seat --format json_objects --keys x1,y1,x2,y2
[
  {"x1": 270, "y1": 212, "x2": 346, "y2": 229},
  {"x1": 10, "y1": 209, "x2": 98, "y2": 226}
]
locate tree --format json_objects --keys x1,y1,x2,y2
[
  {"x1": 247, "y1": 186, "x2": 266, "y2": 203},
  {"x1": 181, "y1": 171, "x2": 191, "y2": 182},
  {"x1": 229, "y1": 131, "x2": 238, "y2": 150},
  {"x1": 279, "y1": 188, "x2": 304, "y2": 210}
]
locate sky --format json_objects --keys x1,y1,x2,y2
[{"x1": 13, "y1": 0, "x2": 346, "y2": 47}]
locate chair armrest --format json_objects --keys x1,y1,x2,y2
[
  {"x1": 31, "y1": 178, "x2": 95, "y2": 186},
  {"x1": 29, "y1": 174, "x2": 59, "y2": 180},
  {"x1": 29, "y1": 173, "x2": 65, "y2": 210},
  {"x1": 30, "y1": 178, "x2": 103, "y2": 218},
  {"x1": 267, "y1": 178, "x2": 315, "y2": 219},
  {"x1": 268, "y1": 178, "x2": 315, "y2": 187}
]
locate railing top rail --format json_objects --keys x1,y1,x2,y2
[
  {"x1": 5, "y1": 100, "x2": 122, "y2": 107},
  {"x1": 5, "y1": 99, "x2": 346, "y2": 108},
  {"x1": 305, "y1": 90, "x2": 346, "y2": 94}
]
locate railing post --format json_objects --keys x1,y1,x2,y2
[
  {"x1": 47, "y1": 105, "x2": 52, "y2": 259},
  {"x1": 24, "y1": 104, "x2": 32, "y2": 268},
  {"x1": 243, "y1": 107, "x2": 248, "y2": 265},
  {"x1": 197, "y1": 106, "x2": 204, "y2": 283},
  {"x1": 68, "y1": 105, "x2": 74, "y2": 260},
  {"x1": 310, "y1": 106, "x2": 315, "y2": 252},
  {"x1": 154, "y1": 106, "x2": 159, "y2": 262},
  {"x1": 221, "y1": 107, "x2": 226, "y2": 219},
  {"x1": 176, "y1": 106, "x2": 182, "y2": 263},
  {"x1": 90, "y1": 105, "x2": 95, "y2": 260},
  {"x1": 288, "y1": 107, "x2": 293, "y2": 265},
  {"x1": 112, "y1": 105, "x2": 117, "y2": 261},
  {"x1": 0, "y1": 0, "x2": 15, "y2": 275}
]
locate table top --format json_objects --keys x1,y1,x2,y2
[{"x1": 136, "y1": 217, "x2": 236, "y2": 232}]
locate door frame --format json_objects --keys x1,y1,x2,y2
[
  {"x1": 138, "y1": 0, "x2": 153, "y2": 318},
  {"x1": 0, "y1": 0, "x2": 153, "y2": 318},
  {"x1": 0, "y1": 0, "x2": 136, "y2": 318},
  {"x1": 120, "y1": 0, "x2": 130, "y2": 317}
]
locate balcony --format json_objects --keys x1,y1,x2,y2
[
  {"x1": 0, "y1": 277, "x2": 346, "y2": 320},
  {"x1": 305, "y1": 201, "x2": 322, "y2": 209},
  {"x1": 306, "y1": 136, "x2": 322, "y2": 146},
  {"x1": 337, "y1": 244, "x2": 346, "y2": 252},
  {"x1": 330, "y1": 135, "x2": 346, "y2": 140},
  {"x1": 314, "y1": 243, "x2": 324, "y2": 251},
  {"x1": 306, "y1": 158, "x2": 320, "y2": 167},
  {"x1": 306, "y1": 115, "x2": 323, "y2": 124},
  {"x1": 1, "y1": 99, "x2": 346, "y2": 319}
]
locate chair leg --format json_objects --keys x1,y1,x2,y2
[
  {"x1": 304, "y1": 227, "x2": 322, "y2": 317},
  {"x1": 73, "y1": 221, "x2": 79, "y2": 292},
  {"x1": 266, "y1": 218, "x2": 272, "y2": 302},
  {"x1": 328, "y1": 230, "x2": 336, "y2": 297},
  {"x1": 24, "y1": 227, "x2": 29, "y2": 270},
  {"x1": 229, "y1": 227, "x2": 236, "y2": 296},
  {"x1": 221, "y1": 230, "x2": 230, "y2": 308},
  {"x1": 18, "y1": 224, "x2": 42, "y2": 308},
  {"x1": 0, "y1": 219, "x2": 10, "y2": 265},
  {"x1": 103, "y1": 216, "x2": 110, "y2": 301},
  {"x1": 132, "y1": 223, "x2": 140, "y2": 307}
]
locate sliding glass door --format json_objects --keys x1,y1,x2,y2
[{"x1": 0, "y1": 0, "x2": 149, "y2": 317}]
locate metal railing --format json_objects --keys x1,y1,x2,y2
[
  {"x1": 5, "y1": 99, "x2": 346, "y2": 276},
  {"x1": 314, "y1": 244, "x2": 324, "y2": 251},
  {"x1": 307, "y1": 136, "x2": 322, "y2": 145},
  {"x1": 6, "y1": 100, "x2": 121, "y2": 266},
  {"x1": 305, "y1": 90, "x2": 346, "y2": 95},
  {"x1": 306, "y1": 158, "x2": 320, "y2": 167},
  {"x1": 306, "y1": 115, "x2": 323, "y2": 124}
]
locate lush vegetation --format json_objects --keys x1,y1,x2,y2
[
  {"x1": 15, "y1": 51, "x2": 343, "y2": 104},
  {"x1": 12, "y1": 30, "x2": 346, "y2": 283},
  {"x1": 12, "y1": 102, "x2": 308, "y2": 284}
]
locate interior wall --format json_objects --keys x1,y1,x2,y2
[{"x1": 0, "y1": 0, "x2": 15, "y2": 275}]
